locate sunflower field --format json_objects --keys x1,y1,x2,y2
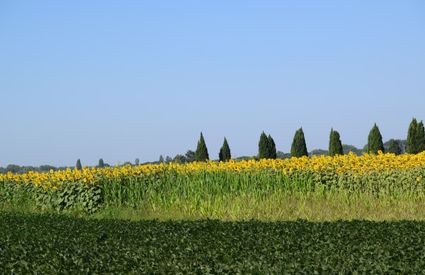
[{"x1": 1, "y1": 152, "x2": 425, "y2": 219}]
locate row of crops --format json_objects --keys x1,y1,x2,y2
[
  {"x1": 2, "y1": 212, "x2": 425, "y2": 273},
  {"x1": 1, "y1": 152, "x2": 425, "y2": 215}
]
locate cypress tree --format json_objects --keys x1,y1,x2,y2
[
  {"x1": 98, "y1": 158, "x2": 105, "y2": 168},
  {"x1": 329, "y1": 129, "x2": 343, "y2": 156},
  {"x1": 417, "y1": 121, "x2": 425, "y2": 153},
  {"x1": 219, "y1": 137, "x2": 231, "y2": 162},
  {"x1": 159, "y1": 155, "x2": 165, "y2": 163},
  {"x1": 267, "y1": 135, "x2": 277, "y2": 159},
  {"x1": 291, "y1": 128, "x2": 308, "y2": 157},
  {"x1": 76, "y1": 159, "x2": 82, "y2": 170},
  {"x1": 407, "y1": 118, "x2": 418, "y2": 154},
  {"x1": 258, "y1": 132, "x2": 270, "y2": 159},
  {"x1": 195, "y1": 132, "x2": 209, "y2": 161},
  {"x1": 367, "y1": 123, "x2": 385, "y2": 154},
  {"x1": 387, "y1": 139, "x2": 402, "y2": 155}
]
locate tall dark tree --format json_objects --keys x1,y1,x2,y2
[
  {"x1": 329, "y1": 129, "x2": 344, "y2": 156},
  {"x1": 417, "y1": 121, "x2": 425, "y2": 153},
  {"x1": 219, "y1": 138, "x2": 232, "y2": 162},
  {"x1": 367, "y1": 123, "x2": 385, "y2": 154},
  {"x1": 387, "y1": 139, "x2": 402, "y2": 155},
  {"x1": 195, "y1": 132, "x2": 209, "y2": 161},
  {"x1": 407, "y1": 118, "x2": 419, "y2": 154},
  {"x1": 98, "y1": 158, "x2": 105, "y2": 168},
  {"x1": 76, "y1": 159, "x2": 82, "y2": 170},
  {"x1": 258, "y1": 132, "x2": 270, "y2": 159},
  {"x1": 291, "y1": 128, "x2": 308, "y2": 157},
  {"x1": 159, "y1": 155, "x2": 165, "y2": 163},
  {"x1": 267, "y1": 135, "x2": 277, "y2": 159}
]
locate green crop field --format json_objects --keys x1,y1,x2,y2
[{"x1": 1, "y1": 212, "x2": 425, "y2": 274}]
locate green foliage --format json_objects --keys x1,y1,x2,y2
[
  {"x1": 159, "y1": 155, "x2": 165, "y2": 163},
  {"x1": 277, "y1": 151, "x2": 291, "y2": 158},
  {"x1": 2, "y1": 213, "x2": 425, "y2": 273},
  {"x1": 384, "y1": 139, "x2": 406, "y2": 154},
  {"x1": 185, "y1": 150, "x2": 196, "y2": 163},
  {"x1": 0, "y1": 165, "x2": 59, "y2": 174},
  {"x1": 291, "y1": 128, "x2": 308, "y2": 157},
  {"x1": 167, "y1": 151, "x2": 196, "y2": 164},
  {"x1": 258, "y1": 132, "x2": 269, "y2": 159},
  {"x1": 407, "y1": 118, "x2": 420, "y2": 154},
  {"x1": 35, "y1": 183, "x2": 102, "y2": 213},
  {"x1": 219, "y1": 138, "x2": 231, "y2": 162},
  {"x1": 0, "y1": 182, "x2": 38, "y2": 207},
  {"x1": 310, "y1": 149, "x2": 328, "y2": 156},
  {"x1": 258, "y1": 132, "x2": 277, "y2": 159},
  {"x1": 195, "y1": 133, "x2": 209, "y2": 161},
  {"x1": 98, "y1": 167, "x2": 425, "y2": 218},
  {"x1": 267, "y1": 135, "x2": 277, "y2": 159},
  {"x1": 367, "y1": 124, "x2": 385, "y2": 154},
  {"x1": 173, "y1": 154, "x2": 186, "y2": 164},
  {"x1": 98, "y1": 158, "x2": 105, "y2": 168},
  {"x1": 329, "y1": 129, "x2": 343, "y2": 156},
  {"x1": 3, "y1": 166, "x2": 425, "y2": 218},
  {"x1": 76, "y1": 159, "x2": 82, "y2": 170},
  {"x1": 342, "y1": 144, "x2": 363, "y2": 155},
  {"x1": 387, "y1": 139, "x2": 402, "y2": 155},
  {"x1": 417, "y1": 121, "x2": 425, "y2": 153},
  {"x1": 0, "y1": 181, "x2": 102, "y2": 213}
]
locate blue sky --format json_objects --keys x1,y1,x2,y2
[{"x1": 0, "y1": 1, "x2": 424, "y2": 166}]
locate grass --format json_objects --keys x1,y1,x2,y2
[
  {"x1": 2, "y1": 212, "x2": 425, "y2": 273},
  {"x1": 92, "y1": 193, "x2": 425, "y2": 221},
  {"x1": 4, "y1": 192, "x2": 425, "y2": 221}
]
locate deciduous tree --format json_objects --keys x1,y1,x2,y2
[{"x1": 387, "y1": 139, "x2": 402, "y2": 155}]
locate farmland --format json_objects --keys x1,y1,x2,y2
[
  {"x1": 2, "y1": 212, "x2": 425, "y2": 274},
  {"x1": 2, "y1": 152, "x2": 425, "y2": 220},
  {"x1": 3, "y1": 152, "x2": 425, "y2": 272}
]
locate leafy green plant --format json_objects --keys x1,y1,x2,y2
[
  {"x1": 33, "y1": 182, "x2": 102, "y2": 213},
  {"x1": 2, "y1": 164, "x2": 425, "y2": 219},
  {"x1": 2, "y1": 212, "x2": 425, "y2": 273}
]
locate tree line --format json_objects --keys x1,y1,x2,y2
[
  {"x1": 1, "y1": 119, "x2": 424, "y2": 173},
  {"x1": 191, "y1": 118, "x2": 425, "y2": 162}
]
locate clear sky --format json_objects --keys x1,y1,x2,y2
[{"x1": 0, "y1": 1, "x2": 424, "y2": 166}]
